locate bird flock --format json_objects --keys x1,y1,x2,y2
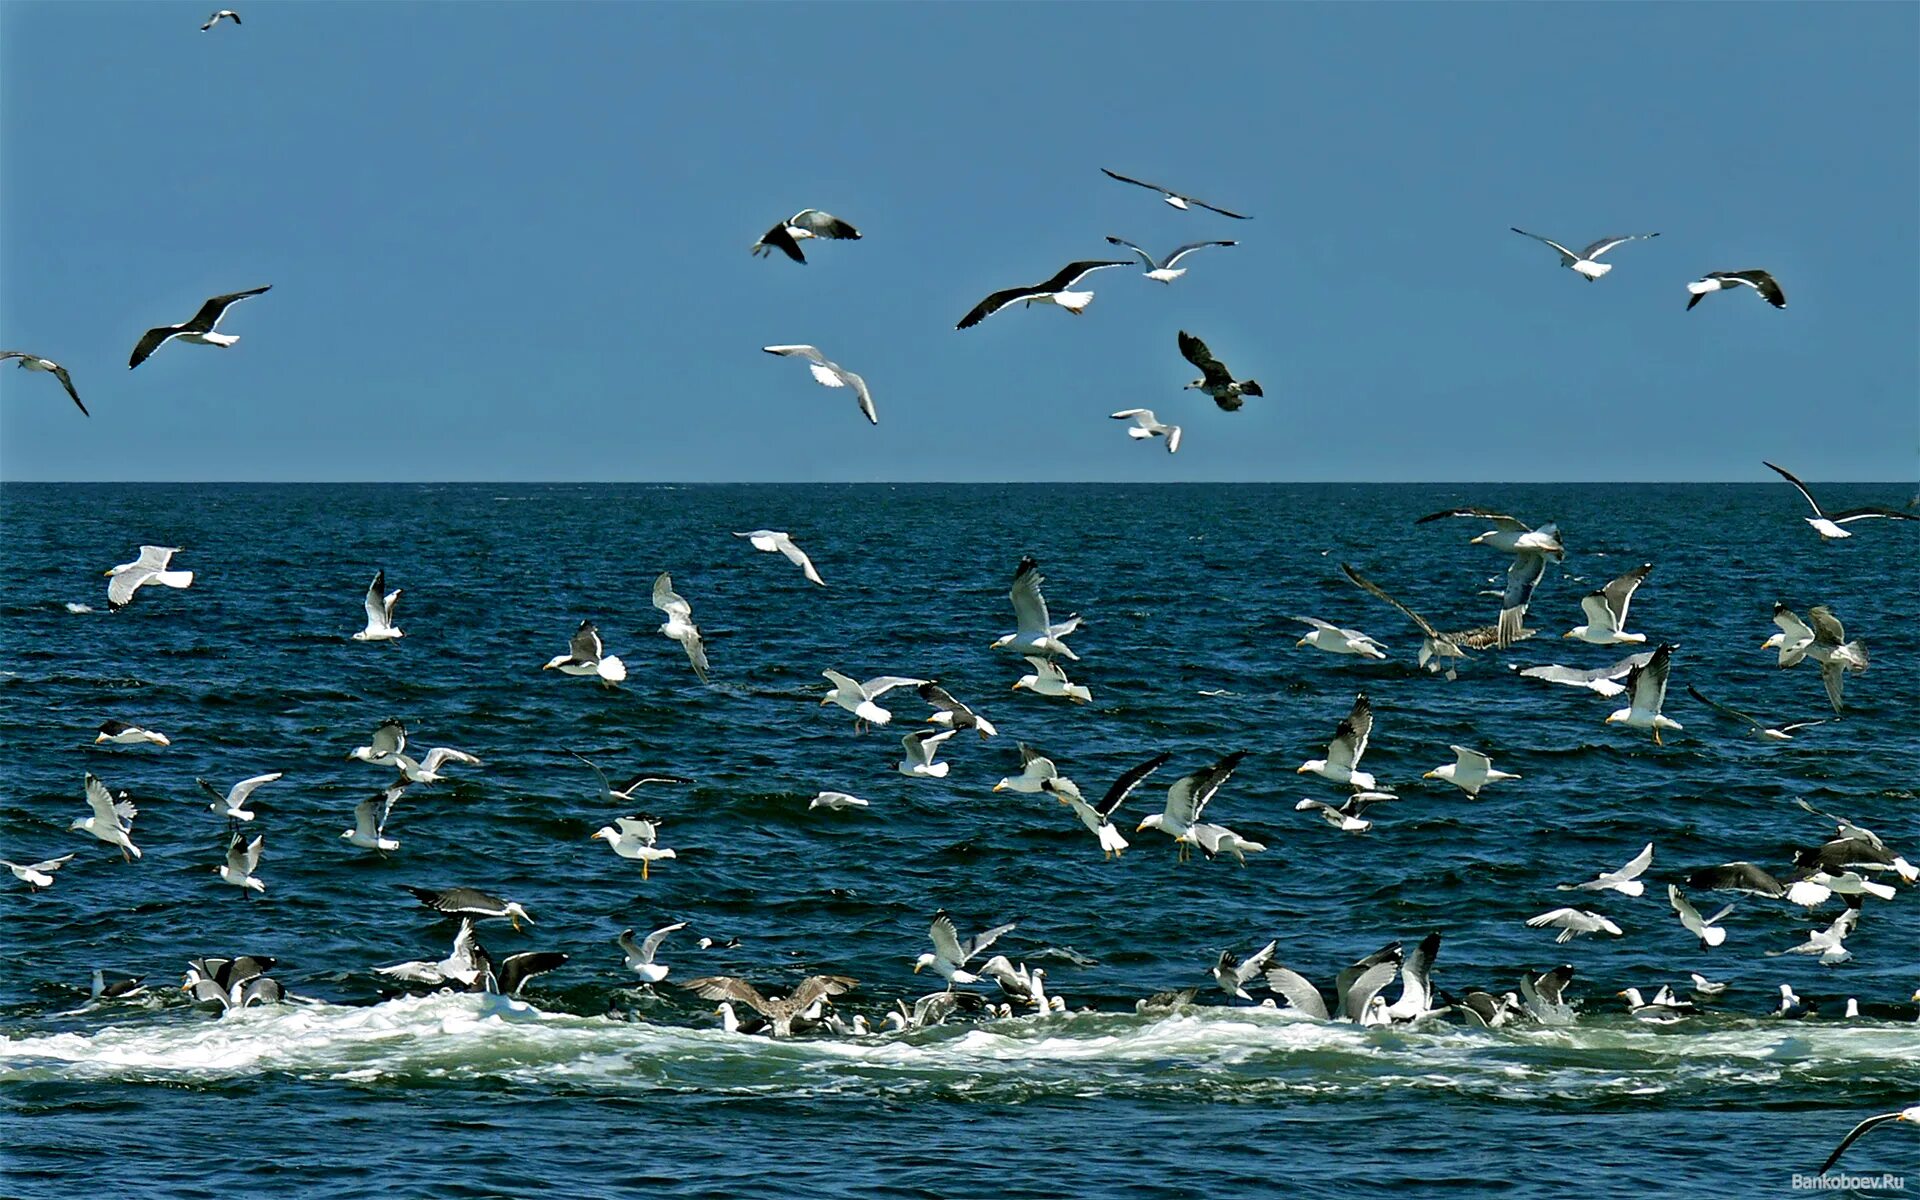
[{"x1": 5, "y1": 8, "x2": 1917, "y2": 1181}]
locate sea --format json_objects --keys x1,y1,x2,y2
[{"x1": 1, "y1": 482, "x2": 1915, "y2": 1198}]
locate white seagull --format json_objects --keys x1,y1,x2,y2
[
  {"x1": 733, "y1": 530, "x2": 825, "y2": 585},
  {"x1": 1138, "y1": 751, "x2": 1263, "y2": 864},
  {"x1": 1264, "y1": 946, "x2": 1404, "y2": 1024},
  {"x1": 917, "y1": 683, "x2": 998, "y2": 739},
  {"x1": 914, "y1": 912, "x2": 1017, "y2": 986},
  {"x1": 217, "y1": 833, "x2": 265, "y2": 893},
  {"x1": 1178, "y1": 330, "x2": 1262, "y2": 412},
  {"x1": 1046, "y1": 751, "x2": 1168, "y2": 859},
  {"x1": 128, "y1": 285, "x2": 271, "y2": 369},
  {"x1": 1104, "y1": 236, "x2": 1237, "y2": 282},
  {"x1": 1013, "y1": 655, "x2": 1092, "y2": 703},
  {"x1": 1686, "y1": 269, "x2": 1785, "y2": 311},
  {"x1": 1525, "y1": 908, "x2": 1623, "y2": 943},
  {"x1": 1606, "y1": 643, "x2": 1681, "y2": 743},
  {"x1": 1415, "y1": 507, "x2": 1565, "y2": 647},
  {"x1": 197, "y1": 772, "x2": 283, "y2": 822},
  {"x1": 1765, "y1": 604, "x2": 1867, "y2": 714},
  {"x1": 391, "y1": 745, "x2": 482, "y2": 785},
  {"x1": 591, "y1": 816, "x2": 675, "y2": 880},
  {"x1": 821, "y1": 670, "x2": 927, "y2": 732},
  {"x1": 1766, "y1": 909, "x2": 1859, "y2": 965},
  {"x1": 567, "y1": 750, "x2": 693, "y2": 802},
  {"x1": 808, "y1": 791, "x2": 868, "y2": 812},
  {"x1": 1340, "y1": 563, "x2": 1475, "y2": 679},
  {"x1": 341, "y1": 784, "x2": 406, "y2": 852},
  {"x1": 1817, "y1": 1106, "x2": 1920, "y2": 1176},
  {"x1": 897, "y1": 728, "x2": 957, "y2": 778},
  {"x1": 105, "y1": 545, "x2": 193, "y2": 611},
  {"x1": 544, "y1": 619, "x2": 627, "y2": 684},
  {"x1": 2, "y1": 854, "x2": 75, "y2": 890},
  {"x1": 1560, "y1": 843, "x2": 1654, "y2": 897},
  {"x1": 201, "y1": 9, "x2": 241, "y2": 30},
  {"x1": 353, "y1": 570, "x2": 403, "y2": 641},
  {"x1": 1565, "y1": 564, "x2": 1651, "y2": 644},
  {"x1": 1518, "y1": 651, "x2": 1654, "y2": 698},
  {"x1": 378, "y1": 919, "x2": 481, "y2": 987},
  {"x1": 750, "y1": 209, "x2": 860, "y2": 264},
  {"x1": 1292, "y1": 616, "x2": 1388, "y2": 660},
  {"x1": 1510, "y1": 229, "x2": 1659, "y2": 280},
  {"x1": 1298, "y1": 693, "x2": 1376, "y2": 790},
  {"x1": 619, "y1": 922, "x2": 686, "y2": 985},
  {"x1": 1099, "y1": 168, "x2": 1250, "y2": 218},
  {"x1": 955, "y1": 260, "x2": 1133, "y2": 329},
  {"x1": 1423, "y1": 745, "x2": 1519, "y2": 796},
  {"x1": 1212, "y1": 942, "x2": 1279, "y2": 1002},
  {"x1": 348, "y1": 718, "x2": 407, "y2": 766},
  {"x1": 652, "y1": 574, "x2": 710, "y2": 682},
  {"x1": 95, "y1": 720, "x2": 170, "y2": 747},
  {"x1": 1764, "y1": 461, "x2": 1917, "y2": 541},
  {"x1": 995, "y1": 555, "x2": 1082, "y2": 660},
  {"x1": 1686, "y1": 685, "x2": 1826, "y2": 741},
  {"x1": 1, "y1": 351, "x2": 88, "y2": 415},
  {"x1": 1110, "y1": 408, "x2": 1182, "y2": 454},
  {"x1": 995, "y1": 743, "x2": 1078, "y2": 797},
  {"x1": 1294, "y1": 791, "x2": 1397, "y2": 834},
  {"x1": 72, "y1": 775, "x2": 140, "y2": 861},
  {"x1": 761, "y1": 345, "x2": 876, "y2": 425}
]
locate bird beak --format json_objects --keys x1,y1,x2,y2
[
  {"x1": 912, "y1": 963, "x2": 922, "y2": 974},
  {"x1": 1561, "y1": 631, "x2": 1575, "y2": 639},
  {"x1": 1134, "y1": 821, "x2": 1149, "y2": 832},
  {"x1": 1605, "y1": 713, "x2": 1622, "y2": 725},
  {"x1": 991, "y1": 782, "x2": 1005, "y2": 792},
  {"x1": 102, "y1": 569, "x2": 114, "y2": 576},
  {"x1": 94, "y1": 734, "x2": 107, "y2": 743},
  {"x1": 1422, "y1": 769, "x2": 1438, "y2": 779},
  {"x1": 819, "y1": 697, "x2": 831, "y2": 705},
  {"x1": 1294, "y1": 638, "x2": 1308, "y2": 648},
  {"x1": 1294, "y1": 764, "x2": 1310, "y2": 774}
]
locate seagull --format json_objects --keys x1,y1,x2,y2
[
  {"x1": 1211, "y1": 942, "x2": 1279, "y2": 1002},
  {"x1": 1386, "y1": 933, "x2": 1444, "y2": 1022},
  {"x1": 1688, "y1": 972, "x2": 1728, "y2": 999},
  {"x1": 821, "y1": 670, "x2": 928, "y2": 731},
  {"x1": 2, "y1": 853, "x2": 75, "y2": 890},
  {"x1": 1104, "y1": 236, "x2": 1237, "y2": 282},
  {"x1": 1668, "y1": 885, "x2": 1732, "y2": 949},
  {"x1": 1264, "y1": 945, "x2": 1404, "y2": 1023},
  {"x1": 914, "y1": 912, "x2": 1017, "y2": 986},
  {"x1": 1526, "y1": 908, "x2": 1623, "y2": 943},
  {"x1": 1817, "y1": 1106, "x2": 1920, "y2": 1176},
  {"x1": 1519, "y1": 964, "x2": 1578, "y2": 1025},
  {"x1": 652, "y1": 574, "x2": 710, "y2": 682},
  {"x1": 217, "y1": 833, "x2": 265, "y2": 893},
  {"x1": 1766, "y1": 908, "x2": 1858, "y2": 965},
  {"x1": 1294, "y1": 791, "x2": 1397, "y2": 833},
  {"x1": 1423, "y1": 745, "x2": 1519, "y2": 797},
  {"x1": 406, "y1": 885, "x2": 533, "y2": 929},
  {"x1": 1013, "y1": 655, "x2": 1091, "y2": 703},
  {"x1": 1794, "y1": 798, "x2": 1918, "y2": 883},
  {"x1": 917, "y1": 683, "x2": 998, "y2": 739},
  {"x1": 471, "y1": 942, "x2": 569, "y2": 999},
  {"x1": 1685, "y1": 861, "x2": 1789, "y2": 899},
  {"x1": 591, "y1": 816, "x2": 675, "y2": 879},
  {"x1": 201, "y1": 9, "x2": 241, "y2": 30},
  {"x1": 897, "y1": 728, "x2": 957, "y2": 778},
  {"x1": 1509, "y1": 229, "x2": 1659, "y2": 280},
  {"x1": 955, "y1": 260, "x2": 1133, "y2": 329},
  {"x1": 1415, "y1": 508, "x2": 1565, "y2": 647},
  {"x1": 198, "y1": 772, "x2": 282, "y2": 822},
  {"x1": 72, "y1": 774, "x2": 140, "y2": 861},
  {"x1": 341, "y1": 784, "x2": 405, "y2": 852},
  {"x1": 975, "y1": 957, "x2": 1052, "y2": 1010},
  {"x1": 1686, "y1": 685, "x2": 1826, "y2": 741},
  {"x1": 808, "y1": 791, "x2": 868, "y2": 812},
  {"x1": 1766, "y1": 604, "x2": 1867, "y2": 713},
  {"x1": 1686, "y1": 269, "x2": 1785, "y2": 311},
  {"x1": 1177, "y1": 331, "x2": 1262, "y2": 411},
  {"x1": 1560, "y1": 843, "x2": 1654, "y2": 896},
  {"x1": 996, "y1": 555, "x2": 1082, "y2": 660},
  {"x1": 1776, "y1": 983, "x2": 1809, "y2": 1018},
  {"x1": 750, "y1": 209, "x2": 860, "y2": 264},
  {"x1": 696, "y1": 936, "x2": 740, "y2": 951},
  {"x1": 378, "y1": 919, "x2": 481, "y2": 987},
  {"x1": 1606, "y1": 642, "x2": 1681, "y2": 743},
  {"x1": 994, "y1": 742, "x2": 1077, "y2": 796},
  {"x1": 566, "y1": 750, "x2": 693, "y2": 802},
  {"x1": 104, "y1": 545, "x2": 193, "y2": 610},
  {"x1": 1, "y1": 352, "x2": 88, "y2": 415},
  {"x1": 1618, "y1": 986, "x2": 1695, "y2": 1018},
  {"x1": 95, "y1": 720, "x2": 170, "y2": 747},
  {"x1": 128, "y1": 286, "x2": 271, "y2": 369},
  {"x1": 1045, "y1": 751, "x2": 1168, "y2": 859},
  {"x1": 544, "y1": 619, "x2": 627, "y2": 684},
  {"x1": 618, "y1": 922, "x2": 686, "y2": 985},
  {"x1": 1298, "y1": 693, "x2": 1376, "y2": 790},
  {"x1": 733, "y1": 529, "x2": 825, "y2": 585},
  {"x1": 1339, "y1": 563, "x2": 1473, "y2": 678},
  {"x1": 1099, "y1": 168, "x2": 1250, "y2": 218},
  {"x1": 391, "y1": 745, "x2": 481, "y2": 784},
  {"x1": 681, "y1": 975, "x2": 858, "y2": 1038},
  {"x1": 761, "y1": 346, "x2": 876, "y2": 425},
  {"x1": 184, "y1": 957, "x2": 283, "y2": 1012},
  {"x1": 1292, "y1": 616, "x2": 1387, "y2": 660},
  {"x1": 1138, "y1": 751, "x2": 1261, "y2": 864},
  {"x1": 1518, "y1": 652, "x2": 1654, "y2": 698},
  {"x1": 1110, "y1": 408, "x2": 1182, "y2": 454},
  {"x1": 1764, "y1": 461, "x2": 1917, "y2": 541},
  {"x1": 352, "y1": 570, "x2": 403, "y2": 641},
  {"x1": 89, "y1": 969, "x2": 149, "y2": 1003},
  {"x1": 348, "y1": 718, "x2": 407, "y2": 765},
  {"x1": 1564, "y1": 564, "x2": 1651, "y2": 644}
]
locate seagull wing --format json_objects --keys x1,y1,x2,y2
[
  {"x1": 640, "y1": 921, "x2": 686, "y2": 961},
  {"x1": 1236, "y1": 941, "x2": 1279, "y2": 984},
  {"x1": 1500, "y1": 552, "x2": 1548, "y2": 646},
  {"x1": 1763, "y1": 461, "x2": 1825, "y2": 518},
  {"x1": 570, "y1": 620, "x2": 605, "y2": 661},
  {"x1": 1104, "y1": 236, "x2": 1157, "y2": 269},
  {"x1": 1817, "y1": 1112, "x2": 1910, "y2": 1176},
  {"x1": 1168, "y1": 750, "x2": 1247, "y2": 824},
  {"x1": 1009, "y1": 556, "x2": 1052, "y2": 637},
  {"x1": 753, "y1": 224, "x2": 806, "y2": 263},
  {"x1": 1162, "y1": 240, "x2": 1237, "y2": 267},
  {"x1": 1177, "y1": 331, "x2": 1234, "y2": 389},
  {"x1": 1806, "y1": 606, "x2": 1847, "y2": 646},
  {"x1": 1829, "y1": 506, "x2": 1919, "y2": 525},
  {"x1": 362, "y1": 571, "x2": 392, "y2": 629},
  {"x1": 185, "y1": 286, "x2": 272, "y2": 333},
  {"x1": 1263, "y1": 966, "x2": 1331, "y2": 1020},
  {"x1": 1327, "y1": 694, "x2": 1373, "y2": 770},
  {"x1": 421, "y1": 747, "x2": 481, "y2": 773},
  {"x1": 1340, "y1": 564, "x2": 1444, "y2": 640},
  {"x1": 651, "y1": 574, "x2": 692, "y2": 619},
  {"x1": 84, "y1": 774, "x2": 132, "y2": 826},
  {"x1": 128, "y1": 325, "x2": 187, "y2": 370},
  {"x1": 1685, "y1": 685, "x2": 1764, "y2": 731},
  {"x1": 1626, "y1": 643, "x2": 1674, "y2": 713},
  {"x1": 227, "y1": 772, "x2": 283, "y2": 807},
  {"x1": 1341, "y1": 960, "x2": 1402, "y2": 1022},
  {"x1": 963, "y1": 922, "x2": 1017, "y2": 961},
  {"x1": 861, "y1": 675, "x2": 927, "y2": 698},
  {"x1": 1616, "y1": 842, "x2": 1655, "y2": 881},
  {"x1": 787, "y1": 975, "x2": 859, "y2": 1012},
  {"x1": 1100, "y1": 167, "x2": 1172, "y2": 195},
  {"x1": 1041, "y1": 260, "x2": 1133, "y2": 291},
  {"x1": 788, "y1": 210, "x2": 859, "y2": 240},
  {"x1": 1096, "y1": 751, "x2": 1172, "y2": 819},
  {"x1": 47, "y1": 362, "x2": 88, "y2": 416},
  {"x1": 1579, "y1": 233, "x2": 1659, "y2": 260},
  {"x1": 1510, "y1": 228, "x2": 1579, "y2": 264},
  {"x1": 1598, "y1": 564, "x2": 1651, "y2": 627}
]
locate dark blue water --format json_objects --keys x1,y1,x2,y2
[{"x1": 2, "y1": 483, "x2": 1916, "y2": 1197}]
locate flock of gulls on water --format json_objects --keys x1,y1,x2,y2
[{"x1": 4, "y1": 8, "x2": 1919, "y2": 1179}]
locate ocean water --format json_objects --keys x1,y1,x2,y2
[{"x1": 1, "y1": 482, "x2": 1915, "y2": 1198}]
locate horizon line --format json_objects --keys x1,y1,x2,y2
[{"x1": 1, "y1": 477, "x2": 1915, "y2": 487}]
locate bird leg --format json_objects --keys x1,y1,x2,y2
[
  {"x1": 1653, "y1": 728, "x2": 1664, "y2": 747},
  {"x1": 641, "y1": 859, "x2": 650, "y2": 881}
]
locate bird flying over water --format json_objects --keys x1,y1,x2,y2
[
  {"x1": 1565, "y1": 564, "x2": 1650, "y2": 644},
  {"x1": 566, "y1": 750, "x2": 692, "y2": 802},
  {"x1": 1686, "y1": 269, "x2": 1785, "y2": 311},
  {"x1": 1559, "y1": 843, "x2": 1654, "y2": 897},
  {"x1": 1763, "y1": 461, "x2": 1916, "y2": 541},
  {"x1": 1685, "y1": 685, "x2": 1825, "y2": 741},
  {"x1": 821, "y1": 671, "x2": 927, "y2": 731},
  {"x1": 1139, "y1": 751, "x2": 1262, "y2": 864},
  {"x1": 1517, "y1": 652, "x2": 1653, "y2": 698},
  {"x1": 750, "y1": 209, "x2": 860, "y2": 264},
  {"x1": 1509, "y1": 229, "x2": 1659, "y2": 280},
  {"x1": 1816, "y1": 1105, "x2": 1920, "y2": 1176},
  {"x1": 1110, "y1": 408, "x2": 1181, "y2": 454},
  {"x1": 955, "y1": 261, "x2": 1132, "y2": 329},
  {"x1": 95, "y1": 720, "x2": 170, "y2": 747},
  {"x1": 1104, "y1": 236, "x2": 1237, "y2": 282},
  {"x1": 652, "y1": 575, "x2": 710, "y2": 682},
  {"x1": 198, "y1": 772, "x2": 282, "y2": 822},
  {"x1": 2, "y1": 854, "x2": 75, "y2": 891},
  {"x1": 1100, "y1": 168, "x2": 1250, "y2": 218},
  {"x1": 1423, "y1": 745, "x2": 1518, "y2": 797},
  {"x1": 544, "y1": 619, "x2": 627, "y2": 684},
  {"x1": 591, "y1": 816, "x2": 675, "y2": 879},
  {"x1": 897, "y1": 727, "x2": 957, "y2": 778},
  {"x1": 681, "y1": 974, "x2": 857, "y2": 1038},
  {"x1": 353, "y1": 570, "x2": 403, "y2": 641},
  {"x1": 1764, "y1": 605, "x2": 1865, "y2": 714},
  {"x1": 201, "y1": 9, "x2": 241, "y2": 30},
  {"x1": 761, "y1": 346, "x2": 876, "y2": 426},
  {"x1": 917, "y1": 683, "x2": 998, "y2": 739},
  {"x1": 914, "y1": 912, "x2": 1017, "y2": 986},
  {"x1": 217, "y1": 833, "x2": 265, "y2": 893},
  {"x1": 128, "y1": 286, "x2": 270, "y2": 369},
  {"x1": 1177, "y1": 331, "x2": 1261, "y2": 411},
  {"x1": 341, "y1": 784, "x2": 405, "y2": 852},
  {"x1": 1047, "y1": 751, "x2": 1167, "y2": 859},
  {"x1": 1, "y1": 352, "x2": 87, "y2": 415},
  {"x1": 733, "y1": 529, "x2": 826, "y2": 584},
  {"x1": 1292, "y1": 616, "x2": 1387, "y2": 660},
  {"x1": 105, "y1": 546, "x2": 193, "y2": 611},
  {"x1": 1299, "y1": 694, "x2": 1376, "y2": 791},
  {"x1": 1606, "y1": 642, "x2": 1681, "y2": 744},
  {"x1": 1414, "y1": 509, "x2": 1565, "y2": 647},
  {"x1": 1667, "y1": 884, "x2": 1732, "y2": 949},
  {"x1": 996, "y1": 555, "x2": 1082, "y2": 660},
  {"x1": 1014, "y1": 655, "x2": 1091, "y2": 703},
  {"x1": 619, "y1": 922, "x2": 686, "y2": 985},
  {"x1": 72, "y1": 774, "x2": 140, "y2": 861}
]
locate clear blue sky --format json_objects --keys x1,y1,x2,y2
[{"x1": 2, "y1": 1, "x2": 1915, "y2": 482}]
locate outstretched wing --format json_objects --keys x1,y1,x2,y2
[
  {"x1": 1510, "y1": 228, "x2": 1578, "y2": 264},
  {"x1": 1096, "y1": 751, "x2": 1172, "y2": 819},
  {"x1": 1340, "y1": 564, "x2": 1445, "y2": 640}
]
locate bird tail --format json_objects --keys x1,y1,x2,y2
[
  {"x1": 1841, "y1": 640, "x2": 1868, "y2": 671},
  {"x1": 1241, "y1": 381, "x2": 1263, "y2": 397},
  {"x1": 1685, "y1": 292, "x2": 1704, "y2": 311},
  {"x1": 157, "y1": 570, "x2": 193, "y2": 589},
  {"x1": 1126, "y1": 427, "x2": 1152, "y2": 439},
  {"x1": 597, "y1": 656, "x2": 628, "y2": 683},
  {"x1": 1054, "y1": 291, "x2": 1095, "y2": 313}
]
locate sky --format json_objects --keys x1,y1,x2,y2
[{"x1": 1, "y1": 2, "x2": 1915, "y2": 483}]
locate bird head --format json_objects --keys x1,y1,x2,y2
[
  {"x1": 1136, "y1": 814, "x2": 1164, "y2": 833},
  {"x1": 991, "y1": 780, "x2": 1009, "y2": 792},
  {"x1": 505, "y1": 902, "x2": 533, "y2": 929},
  {"x1": 1604, "y1": 712, "x2": 1625, "y2": 726},
  {"x1": 912, "y1": 953, "x2": 935, "y2": 974},
  {"x1": 1011, "y1": 680, "x2": 1029, "y2": 694}
]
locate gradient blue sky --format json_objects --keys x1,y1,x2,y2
[{"x1": 2, "y1": 2, "x2": 1915, "y2": 482}]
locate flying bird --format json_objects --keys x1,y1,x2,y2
[
  {"x1": 820, "y1": 670, "x2": 927, "y2": 731},
  {"x1": 591, "y1": 816, "x2": 675, "y2": 879},
  {"x1": 1340, "y1": 563, "x2": 1473, "y2": 679},
  {"x1": 1103, "y1": 236, "x2": 1237, "y2": 282},
  {"x1": 1423, "y1": 745, "x2": 1518, "y2": 797},
  {"x1": 566, "y1": 750, "x2": 692, "y2": 802},
  {"x1": 407, "y1": 885, "x2": 533, "y2": 929},
  {"x1": 733, "y1": 529, "x2": 825, "y2": 585},
  {"x1": 1516, "y1": 652, "x2": 1653, "y2": 698},
  {"x1": 2, "y1": 853, "x2": 75, "y2": 890},
  {"x1": 1763, "y1": 461, "x2": 1916, "y2": 541},
  {"x1": 1559, "y1": 843, "x2": 1654, "y2": 897},
  {"x1": 1045, "y1": 751, "x2": 1168, "y2": 859},
  {"x1": 1294, "y1": 791, "x2": 1397, "y2": 834},
  {"x1": 750, "y1": 209, "x2": 860, "y2": 264},
  {"x1": 104, "y1": 545, "x2": 193, "y2": 611},
  {"x1": 914, "y1": 912, "x2": 1017, "y2": 986},
  {"x1": 1, "y1": 352, "x2": 87, "y2": 415},
  {"x1": 651, "y1": 574, "x2": 710, "y2": 682},
  {"x1": 1177, "y1": 331, "x2": 1262, "y2": 411},
  {"x1": 1564, "y1": 564, "x2": 1651, "y2": 644},
  {"x1": 341, "y1": 784, "x2": 406, "y2": 852},
  {"x1": 348, "y1": 718, "x2": 407, "y2": 766},
  {"x1": 128, "y1": 286, "x2": 271, "y2": 369},
  {"x1": 353, "y1": 570, "x2": 403, "y2": 641},
  {"x1": 1685, "y1": 685, "x2": 1825, "y2": 741},
  {"x1": 1298, "y1": 693, "x2": 1376, "y2": 790},
  {"x1": 197, "y1": 772, "x2": 282, "y2": 822},
  {"x1": 1765, "y1": 908, "x2": 1859, "y2": 965},
  {"x1": 1606, "y1": 642, "x2": 1682, "y2": 743},
  {"x1": 1765, "y1": 604, "x2": 1867, "y2": 714},
  {"x1": 1525, "y1": 908, "x2": 1623, "y2": 943},
  {"x1": 955, "y1": 260, "x2": 1132, "y2": 329},
  {"x1": 996, "y1": 555, "x2": 1082, "y2": 660},
  {"x1": 1509, "y1": 229, "x2": 1659, "y2": 280},
  {"x1": 761, "y1": 345, "x2": 876, "y2": 425},
  {"x1": 1211, "y1": 942, "x2": 1279, "y2": 1002},
  {"x1": 619, "y1": 922, "x2": 686, "y2": 985},
  {"x1": 1139, "y1": 751, "x2": 1262, "y2": 864},
  {"x1": 1414, "y1": 508, "x2": 1565, "y2": 647},
  {"x1": 72, "y1": 774, "x2": 140, "y2": 861},
  {"x1": 543, "y1": 619, "x2": 627, "y2": 684},
  {"x1": 1686, "y1": 269, "x2": 1785, "y2": 310},
  {"x1": 1099, "y1": 168, "x2": 1250, "y2": 218},
  {"x1": 897, "y1": 727, "x2": 957, "y2": 778},
  {"x1": 1110, "y1": 408, "x2": 1181, "y2": 454},
  {"x1": 1667, "y1": 884, "x2": 1732, "y2": 949},
  {"x1": 994, "y1": 742, "x2": 1077, "y2": 796},
  {"x1": 1817, "y1": 1106, "x2": 1920, "y2": 1176},
  {"x1": 217, "y1": 833, "x2": 265, "y2": 894},
  {"x1": 1292, "y1": 616, "x2": 1388, "y2": 660},
  {"x1": 201, "y1": 9, "x2": 241, "y2": 30},
  {"x1": 95, "y1": 720, "x2": 170, "y2": 747},
  {"x1": 917, "y1": 683, "x2": 998, "y2": 739},
  {"x1": 680, "y1": 974, "x2": 858, "y2": 1038},
  {"x1": 378, "y1": 919, "x2": 480, "y2": 987}
]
